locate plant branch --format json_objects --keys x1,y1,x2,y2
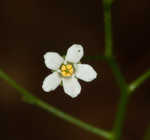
[
  {"x1": 103, "y1": 0, "x2": 129, "y2": 140},
  {"x1": 128, "y1": 69, "x2": 150, "y2": 93},
  {"x1": 103, "y1": 0, "x2": 113, "y2": 57},
  {"x1": 106, "y1": 58, "x2": 129, "y2": 140},
  {"x1": 0, "y1": 69, "x2": 112, "y2": 139}
]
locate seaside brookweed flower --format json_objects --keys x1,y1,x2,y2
[{"x1": 42, "y1": 44, "x2": 97, "y2": 98}]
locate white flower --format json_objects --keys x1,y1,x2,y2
[{"x1": 42, "y1": 44, "x2": 97, "y2": 98}]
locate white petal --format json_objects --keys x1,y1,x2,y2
[
  {"x1": 42, "y1": 72, "x2": 61, "y2": 92},
  {"x1": 65, "y1": 44, "x2": 84, "y2": 63},
  {"x1": 44, "y1": 52, "x2": 64, "y2": 70},
  {"x1": 63, "y1": 77, "x2": 81, "y2": 98},
  {"x1": 76, "y1": 64, "x2": 97, "y2": 82}
]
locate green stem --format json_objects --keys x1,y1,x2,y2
[
  {"x1": 103, "y1": 0, "x2": 113, "y2": 57},
  {"x1": 0, "y1": 69, "x2": 112, "y2": 139},
  {"x1": 103, "y1": 1, "x2": 129, "y2": 140},
  {"x1": 129, "y1": 69, "x2": 150, "y2": 93},
  {"x1": 106, "y1": 58, "x2": 129, "y2": 140}
]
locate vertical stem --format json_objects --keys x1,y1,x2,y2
[
  {"x1": 103, "y1": 0, "x2": 113, "y2": 57},
  {"x1": 107, "y1": 58, "x2": 129, "y2": 140},
  {"x1": 102, "y1": 1, "x2": 129, "y2": 140}
]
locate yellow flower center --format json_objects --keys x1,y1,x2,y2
[{"x1": 60, "y1": 64, "x2": 74, "y2": 77}]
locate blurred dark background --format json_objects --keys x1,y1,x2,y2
[{"x1": 1, "y1": 0, "x2": 150, "y2": 140}]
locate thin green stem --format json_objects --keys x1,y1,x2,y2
[
  {"x1": 128, "y1": 69, "x2": 150, "y2": 93},
  {"x1": 103, "y1": 0, "x2": 113, "y2": 57},
  {"x1": 103, "y1": 1, "x2": 129, "y2": 140},
  {"x1": 106, "y1": 58, "x2": 129, "y2": 140},
  {"x1": 0, "y1": 69, "x2": 112, "y2": 139},
  {"x1": 103, "y1": 2, "x2": 150, "y2": 139}
]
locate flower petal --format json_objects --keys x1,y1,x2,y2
[
  {"x1": 44, "y1": 52, "x2": 64, "y2": 70},
  {"x1": 63, "y1": 77, "x2": 81, "y2": 98},
  {"x1": 42, "y1": 72, "x2": 61, "y2": 92},
  {"x1": 65, "y1": 44, "x2": 84, "y2": 63},
  {"x1": 76, "y1": 64, "x2": 97, "y2": 82}
]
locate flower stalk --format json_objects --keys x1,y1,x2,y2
[{"x1": 0, "y1": 69, "x2": 112, "y2": 139}]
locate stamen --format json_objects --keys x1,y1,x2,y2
[
  {"x1": 66, "y1": 64, "x2": 72, "y2": 70},
  {"x1": 60, "y1": 64, "x2": 74, "y2": 77},
  {"x1": 61, "y1": 65, "x2": 66, "y2": 71}
]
